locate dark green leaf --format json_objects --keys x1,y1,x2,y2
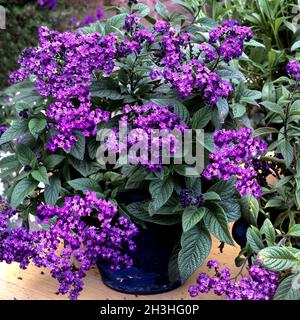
[
  {"x1": 178, "y1": 224, "x2": 212, "y2": 281},
  {"x1": 44, "y1": 175, "x2": 61, "y2": 205},
  {"x1": 182, "y1": 207, "x2": 207, "y2": 232},
  {"x1": 31, "y1": 166, "x2": 49, "y2": 185},
  {"x1": 0, "y1": 120, "x2": 29, "y2": 145},
  {"x1": 11, "y1": 178, "x2": 38, "y2": 208}
]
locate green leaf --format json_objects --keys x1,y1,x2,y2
[
  {"x1": 132, "y1": 3, "x2": 151, "y2": 17},
  {"x1": 43, "y1": 155, "x2": 65, "y2": 170},
  {"x1": 67, "y1": 178, "x2": 101, "y2": 192},
  {"x1": 178, "y1": 224, "x2": 212, "y2": 281},
  {"x1": 192, "y1": 106, "x2": 211, "y2": 129},
  {"x1": 216, "y1": 97, "x2": 229, "y2": 123},
  {"x1": 90, "y1": 78, "x2": 123, "y2": 100},
  {"x1": 279, "y1": 141, "x2": 294, "y2": 168},
  {"x1": 260, "y1": 218, "x2": 276, "y2": 246},
  {"x1": 245, "y1": 39, "x2": 265, "y2": 48},
  {"x1": 16, "y1": 144, "x2": 37, "y2": 167},
  {"x1": 28, "y1": 118, "x2": 47, "y2": 138},
  {"x1": 291, "y1": 40, "x2": 300, "y2": 51},
  {"x1": 155, "y1": 1, "x2": 169, "y2": 19},
  {"x1": 69, "y1": 132, "x2": 86, "y2": 160},
  {"x1": 0, "y1": 120, "x2": 29, "y2": 145},
  {"x1": 104, "y1": 13, "x2": 127, "y2": 34},
  {"x1": 259, "y1": 246, "x2": 300, "y2": 271},
  {"x1": 69, "y1": 158, "x2": 100, "y2": 177},
  {"x1": 125, "y1": 167, "x2": 147, "y2": 189},
  {"x1": 182, "y1": 207, "x2": 207, "y2": 232},
  {"x1": 126, "y1": 201, "x2": 181, "y2": 225},
  {"x1": 274, "y1": 274, "x2": 300, "y2": 300},
  {"x1": 44, "y1": 175, "x2": 61, "y2": 205},
  {"x1": 246, "y1": 226, "x2": 264, "y2": 253},
  {"x1": 232, "y1": 103, "x2": 246, "y2": 118},
  {"x1": 288, "y1": 224, "x2": 300, "y2": 237},
  {"x1": 252, "y1": 127, "x2": 279, "y2": 137},
  {"x1": 203, "y1": 191, "x2": 221, "y2": 201},
  {"x1": 11, "y1": 178, "x2": 38, "y2": 208},
  {"x1": 31, "y1": 166, "x2": 49, "y2": 185},
  {"x1": 241, "y1": 89, "x2": 262, "y2": 105},
  {"x1": 204, "y1": 203, "x2": 234, "y2": 245},
  {"x1": 203, "y1": 133, "x2": 215, "y2": 153},
  {"x1": 4, "y1": 81, "x2": 44, "y2": 105},
  {"x1": 260, "y1": 101, "x2": 283, "y2": 115},
  {"x1": 149, "y1": 177, "x2": 174, "y2": 215}
]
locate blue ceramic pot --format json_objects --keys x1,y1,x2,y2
[
  {"x1": 97, "y1": 191, "x2": 182, "y2": 295},
  {"x1": 232, "y1": 218, "x2": 249, "y2": 248}
]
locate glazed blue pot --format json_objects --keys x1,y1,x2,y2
[{"x1": 97, "y1": 191, "x2": 182, "y2": 295}]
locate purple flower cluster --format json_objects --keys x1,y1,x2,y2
[
  {"x1": 0, "y1": 193, "x2": 138, "y2": 300},
  {"x1": 286, "y1": 60, "x2": 300, "y2": 80},
  {"x1": 203, "y1": 128, "x2": 268, "y2": 198},
  {"x1": 117, "y1": 15, "x2": 154, "y2": 58},
  {"x1": 38, "y1": 0, "x2": 57, "y2": 10},
  {"x1": 189, "y1": 260, "x2": 278, "y2": 300},
  {"x1": 70, "y1": 8, "x2": 105, "y2": 28},
  {"x1": 10, "y1": 27, "x2": 116, "y2": 152},
  {"x1": 150, "y1": 23, "x2": 233, "y2": 103},
  {"x1": 124, "y1": 13, "x2": 141, "y2": 32},
  {"x1": 179, "y1": 189, "x2": 204, "y2": 208},
  {"x1": 209, "y1": 20, "x2": 253, "y2": 62},
  {"x1": 105, "y1": 103, "x2": 187, "y2": 172}
]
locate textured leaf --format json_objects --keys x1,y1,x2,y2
[
  {"x1": 178, "y1": 224, "x2": 212, "y2": 281},
  {"x1": 69, "y1": 132, "x2": 86, "y2": 160},
  {"x1": 28, "y1": 118, "x2": 47, "y2": 138},
  {"x1": 182, "y1": 207, "x2": 207, "y2": 232},
  {"x1": 261, "y1": 218, "x2": 276, "y2": 246},
  {"x1": 126, "y1": 201, "x2": 181, "y2": 225},
  {"x1": 43, "y1": 155, "x2": 65, "y2": 170},
  {"x1": 259, "y1": 247, "x2": 300, "y2": 271},
  {"x1": 0, "y1": 120, "x2": 29, "y2": 145},
  {"x1": 149, "y1": 177, "x2": 174, "y2": 215},
  {"x1": 67, "y1": 178, "x2": 101, "y2": 192},
  {"x1": 192, "y1": 106, "x2": 211, "y2": 129},
  {"x1": 44, "y1": 175, "x2": 61, "y2": 205},
  {"x1": 11, "y1": 178, "x2": 38, "y2": 208},
  {"x1": 246, "y1": 226, "x2": 264, "y2": 253},
  {"x1": 204, "y1": 203, "x2": 234, "y2": 245},
  {"x1": 31, "y1": 166, "x2": 49, "y2": 185},
  {"x1": 274, "y1": 274, "x2": 300, "y2": 300}
]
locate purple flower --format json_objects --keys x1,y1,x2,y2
[
  {"x1": 10, "y1": 27, "x2": 116, "y2": 152},
  {"x1": 0, "y1": 193, "x2": 138, "y2": 300},
  {"x1": 154, "y1": 20, "x2": 170, "y2": 34},
  {"x1": 189, "y1": 260, "x2": 278, "y2": 300},
  {"x1": 209, "y1": 20, "x2": 253, "y2": 62},
  {"x1": 286, "y1": 60, "x2": 300, "y2": 80},
  {"x1": 105, "y1": 103, "x2": 188, "y2": 172},
  {"x1": 179, "y1": 189, "x2": 204, "y2": 208},
  {"x1": 203, "y1": 128, "x2": 268, "y2": 198},
  {"x1": 124, "y1": 14, "x2": 140, "y2": 32}
]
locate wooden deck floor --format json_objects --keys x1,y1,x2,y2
[{"x1": 0, "y1": 235, "x2": 240, "y2": 300}]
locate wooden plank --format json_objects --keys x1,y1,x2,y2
[{"x1": 0, "y1": 235, "x2": 240, "y2": 300}]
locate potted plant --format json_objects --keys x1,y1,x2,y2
[{"x1": 0, "y1": 1, "x2": 262, "y2": 299}]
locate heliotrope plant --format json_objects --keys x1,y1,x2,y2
[
  {"x1": 229, "y1": 58, "x2": 300, "y2": 300},
  {"x1": 0, "y1": 1, "x2": 272, "y2": 299}
]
